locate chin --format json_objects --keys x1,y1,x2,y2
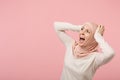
[{"x1": 78, "y1": 41, "x2": 85, "y2": 47}]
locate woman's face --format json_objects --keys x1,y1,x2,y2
[{"x1": 78, "y1": 24, "x2": 93, "y2": 46}]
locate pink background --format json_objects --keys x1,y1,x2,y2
[{"x1": 0, "y1": 0, "x2": 119, "y2": 80}]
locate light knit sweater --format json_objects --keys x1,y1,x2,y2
[{"x1": 54, "y1": 22, "x2": 115, "y2": 80}]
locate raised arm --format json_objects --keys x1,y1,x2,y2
[
  {"x1": 54, "y1": 21, "x2": 82, "y2": 47},
  {"x1": 94, "y1": 26, "x2": 115, "y2": 68}
]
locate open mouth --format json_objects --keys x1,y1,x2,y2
[
  {"x1": 79, "y1": 37, "x2": 85, "y2": 43},
  {"x1": 80, "y1": 37, "x2": 85, "y2": 40}
]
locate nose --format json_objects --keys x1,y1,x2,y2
[{"x1": 80, "y1": 30, "x2": 85, "y2": 35}]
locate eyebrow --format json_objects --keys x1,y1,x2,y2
[{"x1": 82, "y1": 26, "x2": 92, "y2": 32}]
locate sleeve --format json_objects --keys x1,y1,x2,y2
[
  {"x1": 94, "y1": 33, "x2": 115, "y2": 69},
  {"x1": 54, "y1": 21, "x2": 83, "y2": 47}
]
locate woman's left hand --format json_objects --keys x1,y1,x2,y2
[{"x1": 95, "y1": 24, "x2": 105, "y2": 36}]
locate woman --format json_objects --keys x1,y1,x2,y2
[{"x1": 54, "y1": 21, "x2": 115, "y2": 80}]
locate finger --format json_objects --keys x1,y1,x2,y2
[
  {"x1": 96, "y1": 25, "x2": 100, "y2": 32},
  {"x1": 101, "y1": 25, "x2": 104, "y2": 29},
  {"x1": 99, "y1": 25, "x2": 103, "y2": 29},
  {"x1": 100, "y1": 25, "x2": 104, "y2": 35},
  {"x1": 99, "y1": 25, "x2": 104, "y2": 31},
  {"x1": 101, "y1": 25, "x2": 104, "y2": 32},
  {"x1": 97, "y1": 25, "x2": 102, "y2": 35}
]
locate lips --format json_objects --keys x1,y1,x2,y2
[
  {"x1": 79, "y1": 37, "x2": 85, "y2": 43},
  {"x1": 80, "y1": 37, "x2": 85, "y2": 40}
]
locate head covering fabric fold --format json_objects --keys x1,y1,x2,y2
[{"x1": 72, "y1": 22, "x2": 98, "y2": 58}]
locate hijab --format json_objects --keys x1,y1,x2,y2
[{"x1": 72, "y1": 22, "x2": 98, "y2": 58}]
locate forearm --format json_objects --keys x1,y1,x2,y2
[
  {"x1": 95, "y1": 33, "x2": 115, "y2": 58},
  {"x1": 54, "y1": 21, "x2": 82, "y2": 32}
]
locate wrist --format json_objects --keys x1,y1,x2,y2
[{"x1": 94, "y1": 32, "x2": 104, "y2": 43}]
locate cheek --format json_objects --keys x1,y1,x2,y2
[
  {"x1": 79, "y1": 31, "x2": 82, "y2": 35},
  {"x1": 78, "y1": 33, "x2": 81, "y2": 37},
  {"x1": 85, "y1": 34, "x2": 91, "y2": 39}
]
